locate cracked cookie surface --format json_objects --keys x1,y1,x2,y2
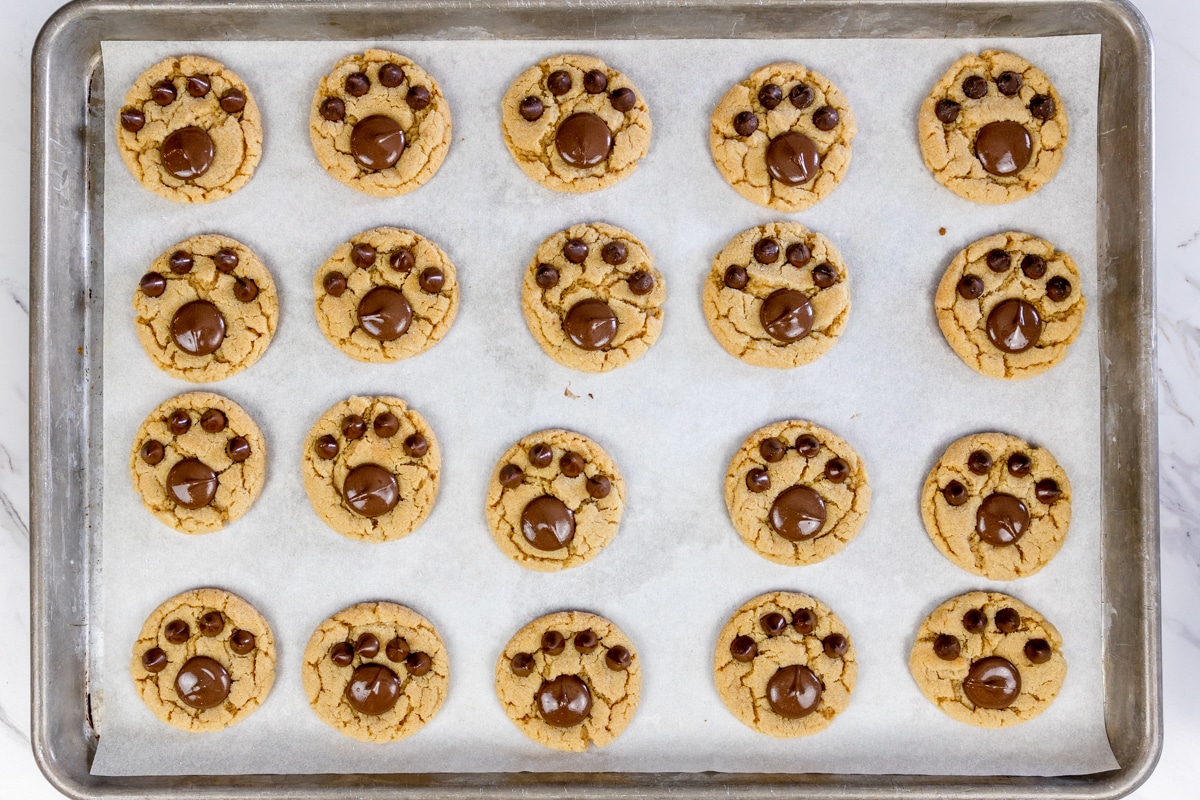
[
  {"x1": 129, "y1": 392, "x2": 266, "y2": 534},
  {"x1": 314, "y1": 227, "x2": 459, "y2": 363},
  {"x1": 710, "y1": 62, "x2": 856, "y2": 212},
  {"x1": 310, "y1": 49, "x2": 452, "y2": 197},
  {"x1": 725, "y1": 420, "x2": 869, "y2": 566},
  {"x1": 131, "y1": 588, "x2": 275, "y2": 732},
  {"x1": 134, "y1": 234, "x2": 278, "y2": 382},
  {"x1": 909, "y1": 591, "x2": 1066, "y2": 727},
  {"x1": 714, "y1": 591, "x2": 855, "y2": 737},
  {"x1": 501, "y1": 54, "x2": 651, "y2": 193},
  {"x1": 301, "y1": 396, "x2": 440, "y2": 543},
  {"x1": 703, "y1": 222, "x2": 850, "y2": 369},
  {"x1": 495, "y1": 611, "x2": 640, "y2": 751},
  {"x1": 117, "y1": 55, "x2": 262, "y2": 203},
  {"x1": 936, "y1": 231, "x2": 1086, "y2": 380},
  {"x1": 919, "y1": 50, "x2": 1068, "y2": 204},
  {"x1": 522, "y1": 222, "x2": 664, "y2": 373},
  {"x1": 486, "y1": 429, "x2": 625, "y2": 572},
  {"x1": 303, "y1": 601, "x2": 448, "y2": 743},
  {"x1": 922, "y1": 432, "x2": 1071, "y2": 580}
]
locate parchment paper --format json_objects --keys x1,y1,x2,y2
[{"x1": 93, "y1": 35, "x2": 1115, "y2": 776}]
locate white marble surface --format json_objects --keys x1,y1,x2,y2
[{"x1": 0, "y1": 0, "x2": 1195, "y2": 795}]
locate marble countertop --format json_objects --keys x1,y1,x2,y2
[{"x1": 2, "y1": 0, "x2": 1195, "y2": 795}]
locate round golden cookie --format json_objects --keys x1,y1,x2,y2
[
  {"x1": 714, "y1": 591, "x2": 856, "y2": 737},
  {"x1": 522, "y1": 222, "x2": 665, "y2": 373},
  {"x1": 495, "y1": 611, "x2": 640, "y2": 751},
  {"x1": 303, "y1": 601, "x2": 449, "y2": 743},
  {"x1": 134, "y1": 234, "x2": 278, "y2": 382},
  {"x1": 485, "y1": 429, "x2": 625, "y2": 572},
  {"x1": 313, "y1": 227, "x2": 459, "y2": 363},
  {"x1": 921, "y1": 432, "x2": 1071, "y2": 580},
  {"x1": 935, "y1": 231, "x2": 1086, "y2": 380},
  {"x1": 500, "y1": 54, "x2": 652, "y2": 193},
  {"x1": 909, "y1": 591, "x2": 1067, "y2": 728},
  {"x1": 129, "y1": 392, "x2": 266, "y2": 534},
  {"x1": 703, "y1": 222, "x2": 850, "y2": 369},
  {"x1": 309, "y1": 49, "x2": 452, "y2": 197},
  {"x1": 116, "y1": 55, "x2": 262, "y2": 203},
  {"x1": 709, "y1": 62, "x2": 856, "y2": 212},
  {"x1": 919, "y1": 50, "x2": 1068, "y2": 204},
  {"x1": 130, "y1": 588, "x2": 275, "y2": 732},
  {"x1": 725, "y1": 421, "x2": 869, "y2": 566},
  {"x1": 301, "y1": 396, "x2": 440, "y2": 543}
]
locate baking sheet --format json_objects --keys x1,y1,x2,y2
[{"x1": 92, "y1": 36, "x2": 1114, "y2": 776}]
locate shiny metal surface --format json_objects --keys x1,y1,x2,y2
[{"x1": 29, "y1": 0, "x2": 1158, "y2": 797}]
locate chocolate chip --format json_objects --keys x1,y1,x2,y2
[
  {"x1": 1025, "y1": 639, "x2": 1052, "y2": 664},
  {"x1": 342, "y1": 415, "x2": 367, "y2": 440},
  {"x1": 547, "y1": 70, "x2": 571, "y2": 95},
  {"x1": 957, "y1": 274, "x2": 984, "y2": 300},
  {"x1": 165, "y1": 619, "x2": 190, "y2": 644},
  {"x1": 200, "y1": 409, "x2": 227, "y2": 433},
  {"x1": 541, "y1": 630, "x2": 566, "y2": 655},
  {"x1": 563, "y1": 239, "x2": 588, "y2": 264},
  {"x1": 351, "y1": 243, "x2": 377, "y2": 268},
  {"x1": 213, "y1": 248, "x2": 238, "y2": 272},
  {"x1": 602, "y1": 241, "x2": 627, "y2": 265},
  {"x1": 1030, "y1": 94, "x2": 1056, "y2": 120},
  {"x1": 529, "y1": 443, "x2": 553, "y2": 467},
  {"x1": 586, "y1": 475, "x2": 611, "y2": 499},
  {"x1": 535, "y1": 264, "x2": 560, "y2": 288},
  {"x1": 935, "y1": 98, "x2": 961, "y2": 124},
  {"x1": 996, "y1": 71, "x2": 1023, "y2": 96},
  {"x1": 758, "y1": 83, "x2": 783, "y2": 109},
  {"x1": 406, "y1": 86, "x2": 431, "y2": 110},
  {"x1": 199, "y1": 611, "x2": 224, "y2": 636},
  {"x1": 510, "y1": 652, "x2": 534, "y2": 676},
  {"x1": 386, "y1": 637, "x2": 410, "y2": 663},
  {"x1": 168, "y1": 410, "x2": 191, "y2": 435},
  {"x1": 1035, "y1": 478, "x2": 1062, "y2": 504},
  {"x1": 419, "y1": 267, "x2": 445, "y2": 293},
  {"x1": 142, "y1": 648, "x2": 167, "y2": 673},
  {"x1": 583, "y1": 70, "x2": 608, "y2": 94},
  {"x1": 323, "y1": 271, "x2": 347, "y2": 297},
  {"x1": 730, "y1": 635, "x2": 757, "y2": 662},
  {"x1": 968, "y1": 450, "x2": 993, "y2": 474},
  {"x1": 1021, "y1": 254, "x2": 1047, "y2": 279},
  {"x1": 226, "y1": 436, "x2": 251, "y2": 462},
  {"x1": 963, "y1": 75, "x2": 987, "y2": 99},
  {"x1": 963, "y1": 609, "x2": 987, "y2": 633},
  {"x1": 733, "y1": 110, "x2": 758, "y2": 137},
  {"x1": 786, "y1": 242, "x2": 811, "y2": 267},
  {"x1": 746, "y1": 467, "x2": 770, "y2": 493},
  {"x1": 1007, "y1": 453, "x2": 1032, "y2": 477},
  {"x1": 822, "y1": 633, "x2": 848, "y2": 658},
  {"x1": 789, "y1": 83, "x2": 814, "y2": 109},
  {"x1": 379, "y1": 63, "x2": 405, "y2": 87},
  {"x1": 760, "y1": 612, "x2": 787, "y2": 636},
  {"x1": 499, "y1": 464, "x2": 524, "y2": 489},
  {"x1": 812, "y1": 106, "x2": 839, "y2": 131},
  {"x1": 605, "y1": 645, "x2": 632, "y2": 671},
  {"x1": 356, "y1": 633, "x2": 380, "y2": 658},
  {"x1": 995, "y1": 608, "x2": 1021, "y2": 633},
  {"x1": 120, "y1": 107, "x2": 145, "y2": 132},
  {"x1": 230, "y1": 630, "x2": 256, "y2": 655},
  {"x1": 345, "y1": 72, "x2": 370, "y2": 96},
  {"x1": 330, "y1": 642, "x2": 354, "y2": 667},
  {"x1": 320, "y1": 97, "x2": 346, "y2": 122},
  {"x1": 812, "y1": 264, "x2": 837, "y2": 288},
  {"x1": 140, "y1": 272, "x2": 166, "y2": 298},
  {"x1": 519, "y1": 96, "x2": 544, "y2": 121},
  {"x1": 152, "y1": 80, "x2": 176, "y2": 106},
  {"x1": 793, "y1": 608, "x2": 817, "y2": 634},
  {"x1": 186, "y1": 74, "x2": 210, "y2": 98},
  {"x1": 169, "y1": 251, "x2": 193, "y2": 274},
  {"x1": 1047, "y1": 276, "x2": 1071, "y2": 302},
  {"x1": 943, "y1": 480, "x2": 969, "y2": 506},
  {"x1": 560, "y1": 451, "x2": 585, "y2": 478},
  {"x1": 795, "y1": 434, "x2": 820, "y2": 457},
  {"x1": 390, "y1": 250, "x2": 414, "y2": 272},
  {"x1": 404, "y1": 433, "x2": 428, "y2": 457},
  {"x1": 754, "y1": 238, "x2": 780, "y2": 264},
  {"x1": 219, "y1": 89, "x2": 245, "y2": 114},
  {"x1": 233, "y1": 277, "x2": 259, "y2": 303},
  {"x1": 759, "y1": 437, "x2": 786, "y2": 462},
  {"x1": 623, "y1": 271, "x2": 653, "y2": 296},
  {"x1": 986, "y1": 249, "x2": 1011, "y2": 272},
  {"x1": 373, "y1": 412, "x2": 400, "y2": 438},
  {"x1": 140, "y1": 440, "x2": 164, "y2": 465},
  {"x1": 934, "y1": 634, "x2": 961, "y2": 660},
  {"x1": 315, "y1": 435, "x2": 339, "y2": 460},
  {"x1": 574, "y1": 629, "x2": 598, "y2": 653},
  {"x1": 723, "y1": 265, "x2": 748, "y2": 289},
  {"x1": 609, "y1": 87, "x2": 636, "y2": 112},
  {"x1": 824, "y1": 457, "x2": 849, "y2": 483}
]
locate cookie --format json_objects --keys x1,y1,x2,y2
[
  {"x1": 921, "y1": 432, "x2": 1071, "y2": 580},
  {"x1": 495, "y1": 611, "x2": 640, "y2": 751},
  {"x1": 909, "y1": 591, "x2": 1066, "y2": 727},
  {"x1": 301, "y1": 396, "x2": 440, "y2": 543},
  {"x1": 130, "y1": 588, "x2": 275, "y2": 732},
  {"x1": 703, "y1": 222, "x2": 850, "y2": 369},
  {"x1": 709, "y1": 62, "x2": 856, "y2": 212},
  {"x1": 522, "y1": 222, "x2": 665, "y2": 373},
  {"x1": 116, "y1": 55, "x2": 262, "y2": 203},
  {"x1": 313, "y1": 227, "x2": 459, "y2": 363},
  {"x1": 714, "y1": 591, "x2": 855, "y2": 737},
  {"x1": 303, "y1": 601, "x2": 448, "y2": 743},
  {"x1": 130, "y1": 392, "x2": 266, "y2": 534},
  {"x1": 919, "y1": 50, "x2": 1068, "y2": 204},
  {"x1": 485, "y1": 429, "x2": 625, "y2": 572},
  {"x1": 725, "y1": 421, "x2": 869, "y2": 566},
  {"x1": 935, "y1": 231, "x2": 1086, "y2": 380},
  {"x1": 309, "y1": 49, "x2": 452, "y2": 197},
  {"x1": 134, "y1": 234, "x2": 279, "y2": 382},
  {"x1": 500, "y1": 54, "x2": 651, "y2": 193}
]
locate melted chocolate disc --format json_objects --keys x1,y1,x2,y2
[
  {"x1": 765, "y1": 131, "x2": 820, "y2": 185},
  {"x1": 171, "y1": 300, "x2": 226, "y2": 356},
  {"x1": 974, "y1": 120, "x2": 1033, "y2": 176},
  {"x1": 160, "y1": 126, "x2": 214, "y2": 180},
  {"x1": 554, "y1": 112, "x2": 613, "y2": 168},
  {"x1": 350, "y1": 115, "x2": 405, "y2": 171},
  {"x1": 344, "y1": 664, "x2": 402, "y2": 716},
  {"x1": 536, "y1": 675, "x2": 592, "y2": 727},
  {"x1": 975, "y1": 492, "x2": 1030, "y2": 546},
  {"x1": 520, "y1": 495, "x2": 576, "y2": 551},
  {"x1": 174, "y1": 656, "x2": 231, "y2": 709},
  {"x1": 760, "y1": 289, "x2": 814, "y2": 343},
  {"x1": 562, "y1": 299, "x2": 618, "y2": 351},
  {"x1": 342, "y1": 464, "x2": 399, "y2": 518},
  {"x1": 986, "y1": 298, "x2": 1042, "y2": 353},
  {"x1": 767, "y1": 664, "x2": 822, "y2": 719},
  {"x1": 357, "y1": 286, "x2": 412, "y2": 341},
  {"x1": 768, "y1": 485, "x2": 827, "y2": 541},
  {"x1": 962, "y1": 656, "x2": 1021, "y2": 709},
  {"x1": 166, "y1": 459, "x2": 218, "y2": 509}
]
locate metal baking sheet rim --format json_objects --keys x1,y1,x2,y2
[{"x1": 29, "y1": 0, "x2": 1160, "y2": 797}]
